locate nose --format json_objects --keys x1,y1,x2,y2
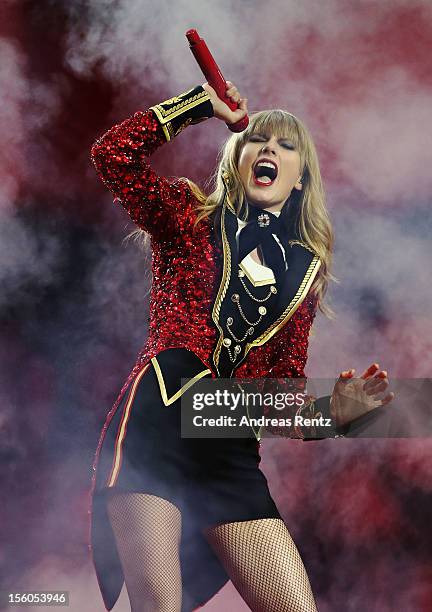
[{"x1": 260, "y1": 142, "x2": 277, "y2": 155}]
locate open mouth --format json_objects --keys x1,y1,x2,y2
[{"x1": 253, "y1": 160, "x2": 278, "y2": 186}]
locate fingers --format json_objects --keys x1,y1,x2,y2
[
  {"x1": 380, "y1": 392, "x2": 395, "y2": 406},
  {"x1": 226, "y1": 81, "x2": 241, "y2": 104},
  {"x1": 206, "y1": 79, "x2": 244, "y2": 104},
  {"x1": 238, "y1": 97, "x2": 248, "y2": 112},
  {"x1": 229, "y1": 103, "x2": 248, "y2": 123},
  {"x1": 366, "y1": 379, "x2": 389, "y2": 396},
  {"x1": 228, "y1": 95, "x2": 248, "y2": 122},
  {"x1": 362, "y1": 369, "x2": 395, "y2": 407},
  {"x1": 228, "y1": 90, "x2": 241, "y2": 103},
  {"x1": 206, "y1": 79, "x2": 248, "y2": 124},
  {"x1": 360, "y1": 363, "x2": 380, "y2": 379},
  {"x1": 338, "y1": 369, "x2": 354, "y2": 383},
  {"x1": 363, "y1": 370, "x2": 388, "y2": 393},
  {"x1": 341, "y1": 369, "x2": 355, "y2": 377}
]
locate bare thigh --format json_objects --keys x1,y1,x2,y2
[
  {"x1": 106, "y1": 491, "x2": 182, "y2": 612},
  {"x1": 203, "y1": 517, "x2": 318, "y2": 612}
]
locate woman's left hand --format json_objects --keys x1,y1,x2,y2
[{"x1": 330, "y1": 363, "x2": 395, "y2": 429}]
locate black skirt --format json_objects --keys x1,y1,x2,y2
[{"x1": 91, "y1": 348, "x2": 282, "y2": 612}]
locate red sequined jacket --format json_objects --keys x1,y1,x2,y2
[{"x1": 90, "y1": 85, "x2": 327, "y2": 440}]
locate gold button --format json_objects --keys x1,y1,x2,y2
[
  {"x1": 231, "y1": 293, "x2": 240, "y2": 303},
  {"x1": 223, "y1": 338, "x2": 232, "y2": 347},
  {"x1": 227, "y1": 317, "x2": 233, "y2": 325},
  {"x1": 258, "y1": 306, "x2": 267, "y2": 315},
  {"x1": 271, "y1": 286, "x2": 277, "y2": 294}
]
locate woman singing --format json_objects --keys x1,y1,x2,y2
[{"x1": 88, "y1": 80, "x2": 393, "y2": 612}]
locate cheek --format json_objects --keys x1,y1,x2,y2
[
  {"x1": 238, "y1": 152, "x2": 252, "y2": 179},
  {"x1": 280, "y1": 156, "x2": 301, "y2": 181},
  {"x1": 239, "y1": 144, "x2": 256, "y2": 166}
]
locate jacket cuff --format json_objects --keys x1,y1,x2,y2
[
  {"x1": 302, "y1": 395, "x2": 351, "y2": 440},
  {"x1": 149, "y1": 85, "x2": 214, "y2": 142}
]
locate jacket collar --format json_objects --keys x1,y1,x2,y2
[{"x1": 211, "y1": 172, "x2": 321, "y2": 376}]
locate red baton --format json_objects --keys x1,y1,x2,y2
[{"x1": 186, "y1": 28, "x2": 249, "y2": 133}]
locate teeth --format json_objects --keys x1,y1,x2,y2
[{"x1": 257, "y1": 161, "x2": 277, "y2": 170}]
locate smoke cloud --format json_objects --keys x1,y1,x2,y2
[{"x1": 1, "y1": 1, "x2": 431, "y2": 610}]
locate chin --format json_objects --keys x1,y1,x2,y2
[{"x1": 246, "y1": 192, "x2": 276, "y2": 208}]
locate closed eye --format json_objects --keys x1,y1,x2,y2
[{"x1": 249, "y1": 135, "x2": 295, "y2": 150}]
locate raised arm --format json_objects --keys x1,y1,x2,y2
[{"x1": 90, "y1": 85, "x2": 214, "y2": 241}]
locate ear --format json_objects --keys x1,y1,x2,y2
[{"x1": 293, "y1": 176, "x2": 303, "y2": 191}]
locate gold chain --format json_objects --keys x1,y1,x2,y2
[
  {"x1": 235, "y1": 298, "x2": 265, "y2": 326},
  {"x1": 227, "y1": 317, "x2": 254, "y2": 342},
  {"x1": 224, "y1": 342, "x2": 242, "y2": 362},
  {"x1": 238, "y1": 271, "x2": 277, "y2": 302}
]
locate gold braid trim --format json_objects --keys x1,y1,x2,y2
[
  {"x1": 150, "y1": 87, "x2": 212, "y2": 142},
  {"x1": 211, "y1": 202, "x2": 232, "y2": 373},
  {"x1": 288, "y1": 239, "x2": 319, "y2": 256},
  {"x1": 246, "y1": 255, "x2": 321, "y2": 348}
]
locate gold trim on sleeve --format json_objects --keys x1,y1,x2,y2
[
  {"x1": 150, "y1": 357, "x2": 212, "y2": 406},
  {"x1": 150, "y1": 88, "x2": 211, "y2": 143}
]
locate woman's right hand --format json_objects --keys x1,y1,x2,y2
[
  {"x1": 330, "y1": 363, "x2": 395, "y2": 429},
  {"x1": 202, "y1": 81, "x2": 248, "y2": 126}
]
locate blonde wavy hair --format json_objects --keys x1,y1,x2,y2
[{"x1": 126, "y1": 109, "x2": 338, "y2": 318}]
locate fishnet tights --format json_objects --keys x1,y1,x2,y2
[
  {"x1": 203, "y1": 518, "x2": 318, "y2": 612},
  {"x1": 106, "y1": 491, "x2": 182, "y2": 612},
  {"x1": 106, "y1": 492, "x2": 318, "y2": 612}
]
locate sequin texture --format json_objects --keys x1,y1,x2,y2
[
  {"x1": 90, "y1": 107, "x2": 319, "y2": 383},
  {"x1": 88, "y1": 107, "x2": 320, "y2": 547}
]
